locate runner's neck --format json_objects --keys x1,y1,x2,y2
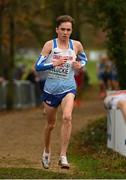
[{"x1": 57, "y1": 38, "x2": 69, "y2": 49}]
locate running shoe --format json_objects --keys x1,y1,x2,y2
[
  {"x1": 41, "y1": 149, "x2": 50, "y2": 169},
  {"x1": 58, "y1": 156, "x2": 70, "y2": 169}
]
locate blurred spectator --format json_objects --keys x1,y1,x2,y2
[
  {"x1": 36, "y1": 71, "x2": 47, "y2": 113},
  {"x1": 26, "y1": 68, "x2": 38, "y2": 84},
  {"x1": 75, "y1": 68, "x2": 84, "y2": 93},
  {"x1": 36, "y1": 71, "x2": 47, "y2": 95},
  {"x1": 97, "y1": 55, "x2": 118, "y2": 98},
  {"x1": 74, "y1": 68, "x2": 84, "y2": 106},
  {"x1": 13, "y1": 64, "x2": 26, "y2": 80},
  {"x1": 0, "y1": 76, "x2": 5, "y2": 84},
  {"x1": 97, "y1": 55, "x2": 107, "y2": 97},
  {"x1": 111, "y1": 62, "x2": 120, "y2": 90},
  {"x1": 26, "y1": 67, "x2": 41, "y2": 105},
  {"x1": 26, "y1": 67, "x2": 47, "y2": 107}
]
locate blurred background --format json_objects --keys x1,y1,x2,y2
[{"x1": 0, "y1": 0, "x2": 126, "y2": 109}]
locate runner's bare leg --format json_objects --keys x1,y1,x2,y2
[
  {"x1": 60, "y1": 93, "x2": 75, "y2": 156},
  {"x1": 43, "y1": 103, "x2": 57, "y2": 153}
]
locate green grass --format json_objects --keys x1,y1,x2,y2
[
  {"x1": 0, "y1": 168, "x2": 71, "y2": 179},
  {"x1": 86, "y1": 60, "x2": 98, "y2": 85},
  {"x1": 1, "y1": 117, "x2": 126, "y2": 178},
  {"x1": 69, "y1": 117, "x2": 126, "y2": 178}
]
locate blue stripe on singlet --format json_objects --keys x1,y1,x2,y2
[
  {"x1": 69, "y1": 39, "x2": 74, "y2": 50},
  {"x1": 53, "y1": 39, "x2": 57, "y2": 48}
]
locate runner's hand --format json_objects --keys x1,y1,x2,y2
[
  {"x1": 72, "y1": 61, "x2": 82, "y2": 70},
  {"x1": 52, "y1": 58, "x2": 67, "y2": 67}
]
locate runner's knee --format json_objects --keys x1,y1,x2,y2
[
  {"x1": 118, "y1": 100, "x2": 126, "y2": 109},
  {"x1": 62, "y1": 114, "x2": 72, "y2": 125},
  {"x1": 47, "y1": 122, "x2": 55, "y2": 131}
]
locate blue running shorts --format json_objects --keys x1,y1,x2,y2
[{"x1": 41, "y1": 89, "x2": 76, "y2": 108}]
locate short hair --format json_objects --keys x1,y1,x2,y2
[{"x1": 56, "y1": 15, "x2": 74, "y2": 27}]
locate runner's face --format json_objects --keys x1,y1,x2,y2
[{"x1": 56, "y1": 22, "x2": 72, "y2": 41}]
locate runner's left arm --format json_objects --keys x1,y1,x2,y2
[{"x1": 76, "y1": 42, "x2": 88, "y2": 67}]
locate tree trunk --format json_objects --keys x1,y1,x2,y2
[
  {"x1": 0, "y1": 1, "x2": 4, "y2": 76},
  {"x1": 6, "y1": 12, "x2": 15, "y2": 109}
]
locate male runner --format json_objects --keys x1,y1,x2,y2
[{"x1": 35, "y1": 15, "x2": 87, "y2": 169}]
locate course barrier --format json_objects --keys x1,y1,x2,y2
[
  {"x1": 106, "y1": 91, "x2": 126, "y2": 156},
  {"x1": 0, "y1": 80, "x2": 36, "y2": 109}
]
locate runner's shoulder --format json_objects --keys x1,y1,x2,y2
[
  {"x1": 42, "y1": 40, "x2": 53, "y2": 54},
  {"x1": 72, "y1": 40, "x2": 84, "y2": 53},
  {"x1": 73, "y1": 40, "x2": 83, "y2": 48},
  {"x1": 44, "y1": 40, "x2": 53, "y2": 48}
]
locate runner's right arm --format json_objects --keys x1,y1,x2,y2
[
  {"x1": 35, "y1": 41, "x2": 53, "y2": 71},
  {"x1": 35, "y1": 41, "x2": 67, "y2": 71}
]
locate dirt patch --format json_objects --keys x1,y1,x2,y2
[{"x1": 0, "y1": 87, "x2": 106, "y2": 171}]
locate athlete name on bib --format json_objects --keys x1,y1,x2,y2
[{"x1": 48, "y1": 62, "x2": 71, "y2": 79}]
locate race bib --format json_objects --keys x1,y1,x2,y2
[{"x1": 48, "y1": 62, "x2": 71, "y2": 79}]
